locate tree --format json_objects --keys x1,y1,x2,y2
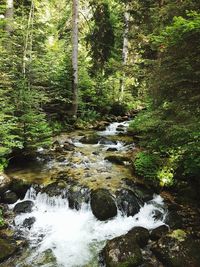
[
  {"x1": 71, "y1": 0, "x2": 79, "y2": 118},
  {"x1": 5, "y1": 0, "x2": 13, "y2": 34}
]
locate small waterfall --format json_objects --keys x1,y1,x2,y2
[
  {"x1": 99, "y1": 121, "x2": 130, "y2": 136},
  {"x1": 13, "y1": 189, "x2": 167, "y2": 267}
]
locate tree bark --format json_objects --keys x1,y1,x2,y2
[
  {"x1": 119, "y1": 4, "x2": 129, "y2": 102},
  {"x1": 71, "y1": 0, "x2": 79, "y2": 118},
  {"x1": 5, "y1": 0, "x2": 14, "y2": 34}
]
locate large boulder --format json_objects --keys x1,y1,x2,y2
[
  {"x1": 13, "y1": 200, "x2": 34, "y2": 214},
  {"x1": 0, "y1": 173, "x2": 11, "y2": 195},
  {"x1": 0, "y1": 238, "x2": 18, "y2": 263},
  {"x1": 90, "y1": 189, "x2": 117, "y2": 221},
  {"x1": 102, "y1": 227, "x2": 149, "y2": 267},
  {"x1": 80, "y1": 134, "x2": 101, "y2": 144},
  {"x1": 152, "y1": 229, "x2": 200, "y2": 267},
  {"x1": 116, "y1": 189, "x2": 141, "y2": 216}
]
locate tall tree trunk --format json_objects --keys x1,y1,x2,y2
[
  {"x1": 71, "y1": 0, "x2": 79, "y2": 118},
  {"x1": 119, "y1": 4, "x2": 129, "y2": 102},
  {"x1": 22, "y1": 1, "x2": 34, "y2": 78},
  {"x1": 5, "y1": 0, "x2": 14, "y2": 34}
]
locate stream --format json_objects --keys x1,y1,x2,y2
[{"x1": 5, "y1": 121, "x2": 167, "y2": 267}]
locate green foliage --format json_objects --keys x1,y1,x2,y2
[{"x1": 133, "y1": 151, "x2": 160, "y2": 181}]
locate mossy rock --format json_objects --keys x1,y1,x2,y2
[
  {"x1": 102, "y1": 230, "x2": 145, "y2": 267},
  {"x1": 152, "y1": 230, "x2": 200, "y2": 267},
  {"x1": 0, "y1": 238, "x2": 18, "y2": 263}
]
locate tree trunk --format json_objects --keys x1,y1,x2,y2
[
  {"x1": 119, "y1": 5, "x2": 129, "y2": 102},
  {"x1": 71, "y1": 0, "x2": 79, "y2": 118},
  {"x1": 5, "y1": 0, "x2": 14, "y2": 34}
]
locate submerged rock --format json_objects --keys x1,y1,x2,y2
[
  {"x1": 13, "y1": 200, "x2": 34, "y2": 214},
  {"x1": 102, "y1": 226, "x2": 149, "y2": 267},
  {"x1": 152, "y1": 230, "x2": 200, "y2": 267},
  {"x1": 116, "y1": 189, "x2": 141, "y2": 217},
  {"x1": 90, "y1": 189, "x2": 117, "y2": 221},
  {"x1": 0, "y1": 238, "x2": 18, "y2": 263}
]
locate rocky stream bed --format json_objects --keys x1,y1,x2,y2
[{"x1": 0, "y1": 119, "x2": 200, "y2": 267}]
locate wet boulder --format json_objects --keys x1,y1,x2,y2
[
  {"x1": 106, "y1": 148, "x2": 118, "y2": 152},
  {"x1": 101, "y1": 227, "x2": 149, "y2": 267},
  {"x1": 104, "y1": 155, "x2": 130, "y2": 165},
  {"x1": 0, "y1": 173, "x2": 11, "y2": 195},
  {"x1": 152, "y1": 229, "x2": 200, "y2": 267},
  {"x1": 13, "y1": 200, "x2": 34, "y2": 214},
  {"x1": 0, "y1": 238, "x2": 18, "y2": 263},
  {"x1": 2, "y1": 191, "x2": 18, "y2": 204},
  {"x1": 150, "y1": 225, "x2": 169, "y2": 241},
  {"x1": 80, "y1": 134, "x2": 101, "y2": 144},
  {"x1": 116, "y1": 189, "x2": 141, "y2": 216},
  {"x1": 90, "y1": 189, "x2": 117, "y2": 221}
]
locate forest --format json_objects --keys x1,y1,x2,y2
[{"x1": 0, "y1": 0, "x2": 200, "y2": 266}]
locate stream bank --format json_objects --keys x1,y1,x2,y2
[{"x1": 0, "y1": 119, "x2": 199, "y2": 267}]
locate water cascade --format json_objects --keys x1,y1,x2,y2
[{"x1": 7, "y1": 121, "x2": 168, "y2": 267}]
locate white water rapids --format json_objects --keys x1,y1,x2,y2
[
  {"x1": 13, "y1": 189, "x2": 166, "y2": 267},
  {"x1": 8, "y1": 121, "x2": 167, "y2": 267}
]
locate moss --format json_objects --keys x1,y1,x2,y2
[{"x1": 169, "y1": 229, "x2": 187, "y2": 242}]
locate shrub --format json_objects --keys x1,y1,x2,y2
[{"x1": 133, "y1": 151, "x2": 160, "y2": 181}]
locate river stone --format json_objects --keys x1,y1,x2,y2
[
  {"x1": 0, "y1": 238, "x2": 18, "y2": 263},
  {"x1": 13, "y1": 200, "x2": 34, "y2": 214},
  {"x1": 152, "y1": 230, "x2": 200, "y2": 267},
  {"x1": 150, "y1": 225, "x2": 169, "y2": 241},
  {"x1": 116, "y1": 189, "x2": 141, "y2": 216},
  {"x1": 23, "y1": 217, "x2": 36, "y2": 229},
  {"x1": 2, "y1": 191, "x2": 18, "y2": 204},
  {"x1": 90, "y1": 189, "x2": 117, "y2": 221},
  {"x1": 102, "y1": 230, "x2": 144, "y2": 267},
  {"x1": 105, "y1": 155, "x2": 130, "y2": 165},
  {"x1": 0, "y1": 173, "x2": 11, "y2": 195},
  {"x1": 106, "y1": 148, "x2": 118, "y2": 152},
  {"x1": 80, "y1": 134, "x2": 100, "y2": 144}
]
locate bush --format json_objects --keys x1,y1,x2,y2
[{"x1": 133, "y1": 151, "x2": 160, "y2": 181}]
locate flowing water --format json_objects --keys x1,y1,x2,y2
[{"x1": 6, "y1": 121, "x2": 167, "y2": 267}]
